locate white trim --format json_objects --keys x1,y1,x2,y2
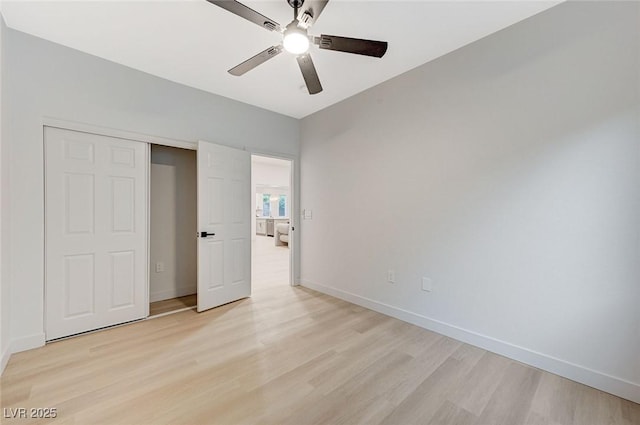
[
  {"x1": 1, "y1": 346, "x2": 11, "y2": 375},
  {"x1": 246, "y1": 147, "x2": 297, "y2": 162},
  {"x1": 150, "y1": 287, "x2": 196, "y2": 303},
  {"x1": 9, "y1": 333, "x2": 46, "y2": 354},
  {"x1": 145, "y1": 143, "x2": 151, "y2": 318},
  {"x1": 287, "y1": 157, "x2": 296, "y2": 287},
  {"x1": 300, "y1": 279, "x2": 640, "y2": 404},
  {"x1": 42, "y1": 117, "x2": 196, "y2": 150},
  {"x1": 147, "y1": 306, "x2": 196, "y2": 320}
]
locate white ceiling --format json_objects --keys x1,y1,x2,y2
[{"x1": 1, "y1": 0, "x2": 561, "y2": 118}]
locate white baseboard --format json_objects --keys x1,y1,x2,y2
[
  {"x1": 1, "y1": 345, "x2": 11, "y2": 375},
  {"x1": 11, "y1": 332, "x2": 46, "y2": 353},
  {"x1": 300, "y1": 280, "x2": 640, "y2": 404},
  {"x1": 1, "y1": 332, "x2": 46, "y2": 375},
  {"x1": 150, "y1": 285, "x2": 196, "y2": 303}
]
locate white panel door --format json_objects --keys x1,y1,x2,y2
[
  {"x1": 45, "y1": 127, "x2": 147, "y2": 340},
  {"x1": 197, "y1": 141, "x2": 251, "y2": 312}
]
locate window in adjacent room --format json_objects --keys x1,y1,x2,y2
[{"x1": 262, "y1": 194, "x2": 271, "y2": 217}]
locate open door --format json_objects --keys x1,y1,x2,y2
[{"x1": 197, "y1": 141, "x2": 251, "y2": 312}]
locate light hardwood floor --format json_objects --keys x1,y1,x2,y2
[
  {"x1": 1, "y1": 237, "x2": 638, "y2": 424},
  {"x1": 149, "y1": 294, "x2": 197, "y2": 317},
  {"x1": 252, "y1": 234, "x2": 290, "y2": 288}
]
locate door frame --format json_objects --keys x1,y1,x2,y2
[
  {"x1": 250, "y1": 152, "x2": 297, "y2": 287},
  {"x1": 41, "y1": 117, "x2": 298, "y2": 339}
]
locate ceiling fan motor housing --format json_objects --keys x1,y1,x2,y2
[{"x1": 287, "y1": 0, "x2": 305, "y2": 9}]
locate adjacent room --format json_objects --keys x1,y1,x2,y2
[
  {"x1": 0, "y1": 0, "x2": 638, "y2": 424},
  {"x1": 252, "y1": 155, "x2": 293, "y2": 291}
]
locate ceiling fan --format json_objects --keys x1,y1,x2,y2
[{"x1": 206, "y1": 0, "x2": 388, "y2": 95}]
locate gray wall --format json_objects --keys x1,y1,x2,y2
[
  {"x1": 0, "y1": 15, "x2": 11, "y2": 372},
  {"x1": 300, "y1": 1, "x2": 640, "y2": 402},
  {"x1": 3, "y1": 27, "x2": 299, "y2": 349},
  {"x1": 150, "y1": 145, "x2": 197, "y2": 302}
]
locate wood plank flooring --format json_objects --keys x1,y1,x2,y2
[
  {"x1": 149, "y1": 294, "x2": 197, "y2": 317},
  {"x1": 1, "y1": 236, "x2": 638, "y2": 424}
]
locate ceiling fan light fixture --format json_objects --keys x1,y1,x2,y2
[
  {"x1": 209, "y1": 0, "x2": 388, "y2": 95},
  {"x1": 283, "y1": 25, "x2": 310, "y2": 55}
]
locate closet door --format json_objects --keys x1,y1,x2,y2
[
  {"x1": 197, "y1": 141, "x2": 251, "y2": 312},
  {"x1": 45, "y1": 127, "x2": 148, "y2": 340}
]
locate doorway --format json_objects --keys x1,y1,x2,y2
[
  {"x1": 148, "y1": 145, "x2": 198, "y2": 316},
  {"x1": 251, "y1": 155, "x2": 293, "y2": 289}
]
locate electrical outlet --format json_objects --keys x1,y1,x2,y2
[
  {"x1": 387, "y1": 270, "x2": 396, "y2": 283},
  {"x1": 155, "y1": 262, "x2": 164, "y2": 273},
  {"x1": 421, "y1": 277, "x2": 432, "y2": 292}
]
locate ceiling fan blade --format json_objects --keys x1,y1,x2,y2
[
  {"x1": 228, "y1": 45, "x2": 284, "y2": 76},
  {"x1": 206, "y1": 0, "x2": 281, "y2": 32},
  {"x1": 296, "y1": 54, "x2": 323, "y2": 95},
  {"x1": 314, "y1": 34, "x2": 388, "y2": 58},
  {"x1": 297, "y1": 0, "x2": 329, "y2": 28}
]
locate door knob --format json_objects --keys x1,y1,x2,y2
[{"x1": 200, "y1": 231, "x2": 215, "y2": 238}]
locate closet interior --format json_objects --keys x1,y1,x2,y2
[{"x1": 149, "y1": 145, "x2": 197, "y2": 316}]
